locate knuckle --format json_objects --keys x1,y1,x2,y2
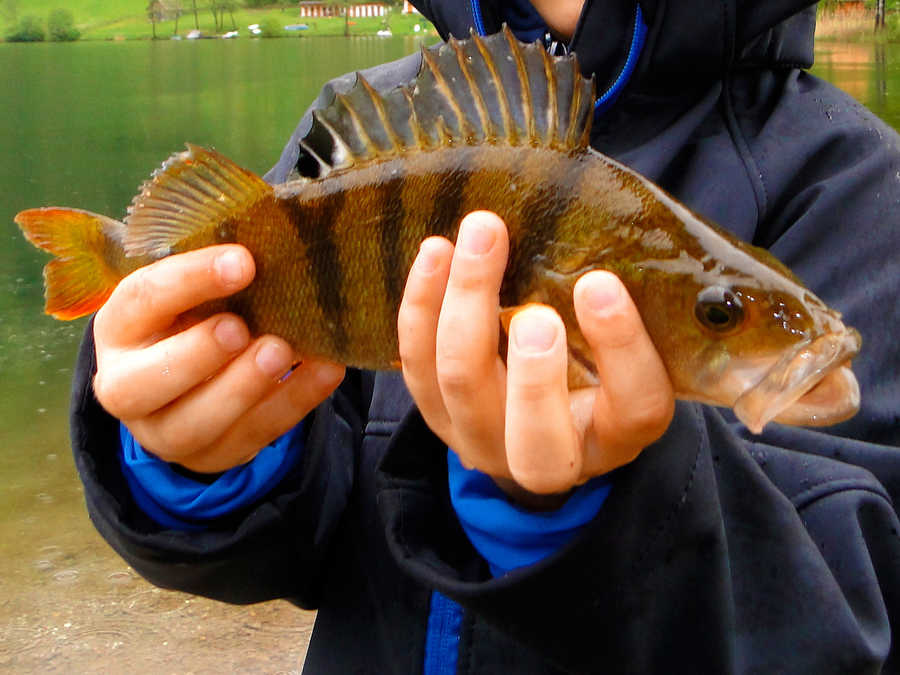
[
  {"x1": 510, "y1": 378, "x2": 556, "y2": 404},
  {"x1": 436, "y1": 356, "x2": 481, "y2": 398},
  {"x1": 457, "y1": 448, "x2": 508, "y2": 478},
  {"x1": 397, "y1": 335, "x2": 427, "y2": 370},
  {"x1": 93, "y1": 305, "x2": 111, "y2": 341},
  {"x1": 593, "y1": 310, "x2": 643, "y2": 350},
  {"x1": 92, "y1": 370, "x2": 136, "y2": 418},
  {"x1": 516, "y1": 471, "x2": 574, "y2": 496},
  {"x1": 622, "y1": 390, "x2": 675, "y2": 441},
  {"x1": 152, "y1": 422, "x2": 200, "y2": 460},
  {"x1": 449, "y1": 263, "x2": 500, "y2": 293},
  {"x1": 125, "y1": 266, "x2": 164, "y2": 314},
  {"x1": 91, "y1": 372, "x2": 112, "y2": 410}
]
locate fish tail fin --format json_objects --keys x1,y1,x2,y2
[{"x1": 14, "y1": 208, "x2": 127, "y2": 320}]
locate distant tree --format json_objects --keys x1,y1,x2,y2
[
  {"x1": 170, "y1": 0, "x2": 183, "y2": 35},
  {"x1": 147, "y1": 0, "x2": 164, "y2": 39},
  {"x1": 209, "y1": 0, "x2": 221, "y2": 31},
  {"x1": 210, "y1": 0, "x2": 232, "y2": 32},
  {"x1": 5, "y1": 14, "x2": 44, "y2": 41},
  {"x1": 47, "y1": 8, "x2": 80, "y2": 41},
  {"x1": 875, "y1": 0, "x2": 886, "y2": 30},
  {"x1": 223, "y1": 0, "x2": 237, "y2": 29},
  {"x1": 191, "y1": 0, "x2": 198, "y2": 29}
]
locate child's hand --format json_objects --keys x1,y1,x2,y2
[
  {"x1": 398, "y1": 211, "x2": 674, "y2": 498},
  {"x1": 92, "y1": 244, "x2": 344, "y2": 473}
]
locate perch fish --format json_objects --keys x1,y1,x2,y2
[{"x1": 14, "y1": 27, "x2": 861, "y2": 433}]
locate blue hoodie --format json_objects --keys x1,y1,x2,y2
[{"x1": 71, "y1": 0, "x2": 900, "y2": 672}]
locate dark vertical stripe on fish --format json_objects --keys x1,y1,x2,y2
[
  {"x1": 377, "y1": 174, "x2": 408, "y2": 312},
  {"x1": 428, "y1": 167, "x2": 473, "y2": 241},
  {"x1": 501, "y1": 161, "x2": 580, "y2": 306},
  {"x1": 281, "y1": 193, "x2": 348, "y2": 355}
]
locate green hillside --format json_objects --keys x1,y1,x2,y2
[
  {"x1": 4, "y1": 0, "x2": 144, "y2": 36},
  {"x1": 1, "y1": 1, "x2": 433, "y2": 40}
]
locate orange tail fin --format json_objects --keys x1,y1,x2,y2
[{"x1": 14, "y1": 207, "x2": 128, "y2": 320}]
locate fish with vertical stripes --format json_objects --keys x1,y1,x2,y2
[{"x1": 14, "y1": 27, "x2": 861, "y2": 433}]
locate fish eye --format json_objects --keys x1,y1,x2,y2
[{"x1": 695, "y1": 286, "x2": 744, "y2": 333}]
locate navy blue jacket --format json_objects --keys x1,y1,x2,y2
[{"x1": 72, "y1": 0, "x2": 900, "y2": 672}]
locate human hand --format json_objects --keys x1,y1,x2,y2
[
  {"x1": 398, "y1": 211, "x2": 674, "y2": 500},
  {"x1": 92, "y1": 244, "x2": 345, "y2": 473}
]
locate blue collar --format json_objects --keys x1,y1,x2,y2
[
  {"x1": 470, "y1": 1, "x2": 648, "y2": 119},
  {"x1": 594, "y1": 3, "x2": 647, "y2": 117}
]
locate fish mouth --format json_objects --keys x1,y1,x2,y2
[{"x1": 733, "y1": 328, "x2": 862, "y2": 434}]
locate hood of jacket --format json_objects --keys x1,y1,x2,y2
[{"x1": 412, "y1": 0, "x2": 818, "y2": 102}]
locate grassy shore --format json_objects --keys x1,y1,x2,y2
[
  {"x1": 2, "y1": 4, "x2": 434, "y2": 41},
  {"x1": 7, "y1": 3, "x2": 895, "y2": 44}
]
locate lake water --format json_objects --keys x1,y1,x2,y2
[{"x1": 0, "y1": 35, "x2": 897, "y2": 672}]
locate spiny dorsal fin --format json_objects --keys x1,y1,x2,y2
[
  {"x1": 298, "y1": 26, "x2": 595, "y2": 177},
  {"x1": 124, "y1": 144, "x2": 272, "y2": 257}
]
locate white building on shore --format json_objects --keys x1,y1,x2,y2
[
  {"x1": 298, "y1": 2, "x2": 387, "y2": 18},
  {"x1": 297, "y1": 1, "x2": 420, "y2": 17}
]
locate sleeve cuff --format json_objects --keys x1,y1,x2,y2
[
  {"x1": 447, "y1": 450, "x2": 612, "y2": 577},
  {"x1": 119, "y1": 422, "x2": 306, "y2": 531}
]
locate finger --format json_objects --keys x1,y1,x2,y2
[
  {"x1": 177, "y1": 360, "x2": 346, "y2": 473},
  {"x1": 93, "y1": 313, "x2": 251, "y2": 420},
  {"x1": 95, "y1": 245, "x2": 255, "y2": 348},
  {"x1": 573, "y1": 271, "x2": 674, "y2": 472},
  {"x1": 131, "y1": 335, "x2": 295, "y2": 463},
  {"x1": 505, "y1": 305, "x2": 581, "y2": 494},
  {"x1": 435, "y1": 212, "x2": 509, "y2": 470},
  {"x1": 398, "y1": 237, "x2": 455, "y2": 437}
]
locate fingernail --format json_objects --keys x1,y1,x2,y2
[
  {"x1": 256, "y1": 341, "x2": 291, "y2": 378},
  {"x1": 458, "y1": 220, "x2": 495, "y2": 255},
  {"x1": 214, "y1": 316, "x2": 249, "y2": 352},
  {"x1": 513, "y1": 311, "x2": 558, "y2": 353},
  {"x1": 414, "y1": 239, "x2": 442, "y2": 274},
  {"x1": 581, "y1": 272, "x2": 622, "y2": 313},
  {"x1": 215, "y1": 249, "x2": 246, "y2": 288}
]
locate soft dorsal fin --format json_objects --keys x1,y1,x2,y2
[
  {"x1": 299, "y1": 26, "x2": 595, "y2": 178},
  {"x1": 124, "y1": 144, "x2": 272, "y2": 257}
]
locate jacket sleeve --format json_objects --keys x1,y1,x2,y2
[
  {"x1": 372, "y1": 72, "x2": 900, "y2": 672},
  {"x1": 67, "y1": 52, "x2": 424, "y2": 607},
  {"x1": 378, "y1": 405, "x2": 900, "y2": 673},
  {"x1": 70, "y1": 321, "x2": 369, "y2": 607}
]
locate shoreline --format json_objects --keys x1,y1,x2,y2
[
  {"x1": 3, "y1": 11, "x2": 434, "y2": 43},
  {"x1": 4, "y1": 9, "x2": 896, "y2": 44},
  {"x1": 815, "y1": 8, "x2": 899, "y2": 42}
]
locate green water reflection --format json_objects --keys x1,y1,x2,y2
[
  {"x1": 0, "y1": 36, "x2": 426, "y2": 673},
  {"x1": 812, "y1": 41, "x2": 896, "y2": 127},
  {"x1": 0, "y1": 35, "x2": 897, "y2": 671}
]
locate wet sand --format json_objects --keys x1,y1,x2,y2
[
  {"x1": 1, "y1": 511, "x2": 316, "y2": 674},
  {"x1": 0, "y1": 376, "x2": 315, "y2": 674}
]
